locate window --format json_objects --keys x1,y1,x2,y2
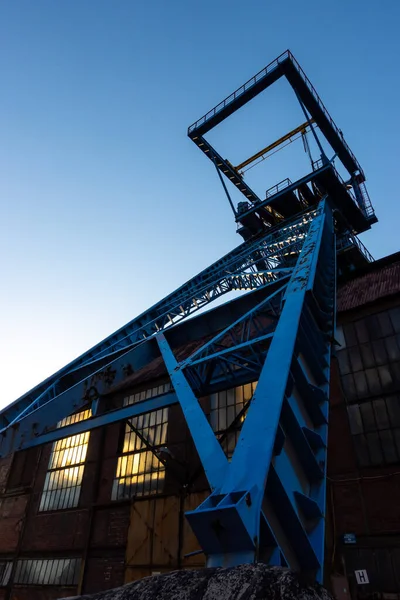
[
  {"x1": 0, "y1": 561, "x2": 12, "y2": 586},
  {"x1": 7, "y1": 448, "x2": 38, "y2": 490},
  {"x1": 210, "y1": 382, "x2": 257, "y2": 457},
  {"x1": 39, "y1": 410, "x2": 91, "y2": 512},
  {"x1": 123, "y1": 382, "x2": 171, "y2": 407},
  {"x1": 14, "y1": 558, "x2": 80, "y2": 586},
  {"x1": 112, "y1": 408, "x2": 168, "y2": 500},
  {"x1": 58, "y1": 409, "x2": 91, "y2": 428},
  {"x1": 337, "y1": 308, "x2": 400, "y2": 467},
  {"x1": 335, "y1": 325, "x2": 346, "y2": 349},
  {"x1": 337, "y1": 312, "x2": 400, "y2": 402},
  {"x1": 347, "y1": 395, "x2": 400, "y2": 466}
]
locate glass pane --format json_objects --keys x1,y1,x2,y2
[
  {"x1": 347, "y1": 405, "x2": 364, "y2": 434},
  {"x1": 360, "y1": 402, "x2": 376, "y2": 432},
  {"x1": 386, "y1": 395, "x2": 400, "y2": 427},
  {"x1": 227, "y1": 388, "x2": 235, "y2": 407},
  {"x1": 364, "y1": 315, "x2": 381, "y2": 340},
  {"x1": 394, "y1": 429, "x2": 400, "y2": 457},
  {"x1": 360, "y1": 344, "x2": 375, "y2": 369},
  {"x1": 218, "y1": 409, "x2": 227, "y2": 431},
  {"x1": 218, "y1": 390, "x2": 227, "y2": 408},
  {"x1": 227, "y1": 405, "x2": 235, "y2": 428},
  {"x1": 378, "y1": 365, "x2": 393, "y2": 391},
  {"x1": 366, "y1": 432, "x2": 383, "y2": 465},
  {"x1": 355, "y1": 319, "x2": 369, "y2": 344},
  {"x1": 372, "y1": 340, "x2": 388, "y2": 366},
  {"x1": 354, "y1": 371, "x2": 369, "y2": 398},
  {"x1": 337, "y1": 349, "x2": 351, "y2": 375},
  {"x1": 390, "y1": 361, "x2": 400, "y2": 387},
  {"x1": 243, "y1": 384, "x2": 253, "y2": 402},
  {"x1": 365, "y1": 368, "x2": 381, "y2": 395},
  {"x1": 343, "y1": 323, "x2": 357, "y2": 347},
  {"x1": 377, "y1": 312, "x2": 394, "y2": 337},
  {"x1": 373, "y1": 398, "x2": 390, "y2": 430},
  {"x1": 379, "y1": 430, "x2": 398, "y2": 463},
  {"x1": 341, "y1": 374, "x2": 357, "y2": 401},
  {"x1": 349, "y1": 347, "x2": 363, "y2": 372},
  {"x1": 389, "y1": 307, "x2": 400, "y2": 333},
  {"x1": 335, "y1": 325, "x2": 346, "y2": 348},
  {"x1": 385, "y1": 336, "x2": 400, "y2": 361}
]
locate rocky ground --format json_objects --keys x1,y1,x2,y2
[{"x1": 62, "y1": 564, "x2": 333, "y2": 600}]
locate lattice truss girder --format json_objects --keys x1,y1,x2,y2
[
  {"x1": 0, "y1": 200, "x2": 335, "y2": 581},
  {"x1": 0, "y1": 207, "x2": 315, "y2": 446}
]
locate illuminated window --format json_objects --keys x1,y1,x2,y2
[
  {"x1": 39, "y1": 410, "x2": 91, "y2": 512},
  {"x1": 210, "y1": 382, "x2": 257, "y2": 457},
  {"x1": 123, "y1": 382, "x2": 171, "y2": 407},
  {"x1": 0, "y1": 561, "x2": 12, "y2": 586},
  {"x1": 58, "y1": 409, "x2": 92, "y2": 428},
  {"x1": 14, "y1": 558, "x2": 80, "y2": 585},
  {"x1": 112, "y1": 407, "x2": 168, "y2": 500}
]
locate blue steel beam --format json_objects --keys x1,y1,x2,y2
[
  {"x1": 174, "y1": 200, "x2": 335, "y2": 579},
  {"x1": 15, "y1": 391, "x2": 178, "y2": 449},
  {"x1": 0, "y1": 337, "x2": 161, "y2": 456},
  {"x1": 157, "y1": 334, "x2": 228, "y2": 490}
]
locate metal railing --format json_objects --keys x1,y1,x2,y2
[
  {"x1": 312, "y1": 158, "x2": 324, "y2": 171},
  {"x1": 337, "y1": 232, "x2": 374, "y2": 263},
  {"x1": 287, "y1": 52, "x2": 364, "y2": 180},
  {"x1": 188, "y1": 51, "x2": 290, "y2": 134},
  {"x1": 355, "y1": 180, "x2": 375, "y2": 219},
  {"x1": 266, "y1": 178, "x2": 292, "y2": 198},
  {"x1": 188, "y1": 51, "x2": 364, "y2": 182},
  {"x1": 312, "y1": 159, "x2": 370, "y2": 218}
]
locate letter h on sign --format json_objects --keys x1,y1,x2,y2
[{"x1": 355, "y1": 570, "x2": 369, "y2": 585}]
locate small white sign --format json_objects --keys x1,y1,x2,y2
[{"x1": 355, "y1": 570, "x2": 369, "y2": 585}]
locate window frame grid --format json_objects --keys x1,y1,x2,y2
[
  {"x1": 39, "y1": 410, "x2": 91, "y2": 513},
  {"x1": 337, "y1": 307, "x2": 400, "y2": 467},
  {"x1": 347, "y1": 395, "x2": 400, "y2": 466},
  {"x1": 123, "y1": 382, "x2": 172, "y2": 407},
  {"x1": 13, "y1": 558, "x2": 80, "y2": 586},
  {"x1": 0, "y1": 561, "x2": 12, "y2": 586},
  {"x1": 210, "y1": 382, "x2": 258, "y2": 458},
  {"x1": 112, "y1": 405, "x2": 169, "y2": 501}
]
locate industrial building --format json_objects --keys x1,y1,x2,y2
[{"x1": 0, "y1": 50, "x2": 396, "y2": 600}]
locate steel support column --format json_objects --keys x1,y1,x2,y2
[{"x1": 154, "y1": 200, "x2": 335, "y2": 578}]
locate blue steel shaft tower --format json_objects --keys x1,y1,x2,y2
[{"x1": 0, "y1": 51, "x2": 376, "y2": 582}]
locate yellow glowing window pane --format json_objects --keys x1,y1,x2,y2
[
  {"x1": 210, "y1": 382, "x2": 257, "y2": 437},
  {"x1": 40, "y1": 413, "x2": 91, "y2": 511},
  {"x1": 123, "y1": 383, "x2": 172, "y2": 407},
  {"x1": 57, "y1": 409, "x2": 92, "y2": 429}
]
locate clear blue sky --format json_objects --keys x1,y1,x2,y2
[{"x1": 0, "y1": 0, "x2": 399, "y2": 408}]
